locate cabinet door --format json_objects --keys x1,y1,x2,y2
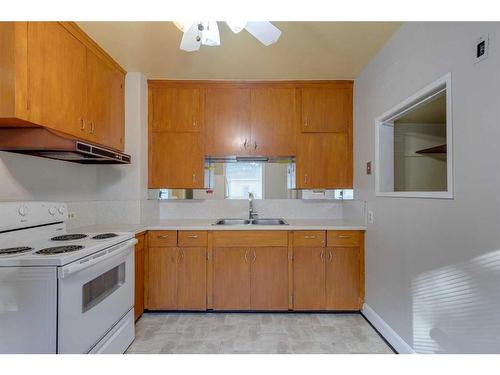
[
  {"x1": 293, "y1": 247, "x2": 325, "y2": 310},
  {"x1": 109, "y1": 70, "x2": 125, "y2": 150},
  {"x1": 250, "y1": 87, "x2": 297, "y2": 156},
  {"x1": 149, "y1": 132, "x2": 204, "y2": 188},
  {"x1": 205, "y1": 88, "x2": 251, "y2": 156},
  {"x1": 213, "y1": 247, "x2": 251, "y2": 310},
  {"x1": 134, "y1": 235, "x2": 145, "y2": 320},
  {"x1": 301, "y1": 87, "x2": 352, "y2": 133},
  {"x1": 86, "y1": 49, "x2": 125, "y2": 151},
  {"x1": 27, "y1": 22, "x2": 87, "y2": 139},
  {"x1": 296, "y1": 133, "x2": 352, "y2": 189},
  {"x1": 250, "y1": 247, "x2": 289, "y2": 310},
  {"x1": 178, "y1": 247, "x2": 207, "y2": 310},
  {"x1": 147, "y1": 247, "x2": 178, "y2": 310},
  {"x1": 150, "y1": 86, "x2": 201, "y2": 132},
  {"x1": 325, "y1": 247, "x2": 361, "y2": 310}
]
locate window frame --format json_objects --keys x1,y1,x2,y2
[{"x1": 374, "y1": 72, "x2": 453, "y2": 199}]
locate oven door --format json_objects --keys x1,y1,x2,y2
[{"x1": 57, "y1": 238, "x2": 136, "y2": 354}]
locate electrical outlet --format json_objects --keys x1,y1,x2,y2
[
  {"x1": 368, "y1": 211, "x2": 374, "y2": 224},
  {"x1": 68, "y1": 212, "x2": 76, "y2": 219}
]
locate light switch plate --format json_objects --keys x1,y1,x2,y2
[
  {"x1": 368, "y1": 211, "x2": 374, "y2": 224},
  {"x1": 474, "y1": 34, "x2": 489, "y2": 63},
  {"x1": 366, "y1": 161, "x2": 372, "y2": 175}
]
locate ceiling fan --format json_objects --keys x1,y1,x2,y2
[{"x1": 174, "y1": 21, "x2": 282, "y2": 52}]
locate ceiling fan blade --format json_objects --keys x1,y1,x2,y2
[
  {"x1": 226, "y1": 21, "x2": 247, "y2": 34},
  {"x1": 244, "y1": 21, "x2": 281, "y2": 46}
]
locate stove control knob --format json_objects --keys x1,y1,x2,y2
[
  {"x1": 49, "y1": 207, "x2": 57, "y2": 216},
  {"x1": 58, "y1": 206, "x2": 66, "y2": 215},
  {"x1": 18, "y1": 205, "x2": 28, "y2": 216}
]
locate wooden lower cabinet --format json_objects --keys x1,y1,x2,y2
[
  {"x1": 213, "y1": 247, "x2": 251, "y2": 310},
  {"x1": 293, "y1": 246, "x2": 326, "y2": 310},
  {"x1": 250, "y1": 247, "x2": 289, "y2": 310},
  {"x1": 147, "y1": 247, "x2": 178, "y2": 310},
  {"x1": 134, "y1": 233, "x2": 145, "y2": 321},
  {"x1": 178, "y1": 247, "x2": 207, "y2": 310},
  {"x1": 147, "y1": 246, "x2": 207, "y2": 310},
  {"x1": 144, "y1": 230, "x2": 363, "y2": 313},
  {"x1": 325, "y1": 247, "x2": 361, "y2": 310},
  {"x1": 292, "y1": 231, "x2": 363, "y2": 311}
]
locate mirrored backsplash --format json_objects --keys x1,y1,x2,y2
[{"x1": 149, "y1": 161, "x2": 353, "y2": 200}]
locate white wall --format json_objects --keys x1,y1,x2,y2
[{"x1": 355, "y1": 22, "x2": 500, "y2": 353}]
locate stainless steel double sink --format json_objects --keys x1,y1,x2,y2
[{"x1": 214, "y1": 218, "x2": 288, "y2": 226}]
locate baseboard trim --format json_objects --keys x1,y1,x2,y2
[{"x1": 361, "y1": 303, "x2": 416, "y2": 354}]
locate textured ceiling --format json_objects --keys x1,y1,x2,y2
[{"x1": 78, "y1": 21, "x2": 401, "y2": 80}]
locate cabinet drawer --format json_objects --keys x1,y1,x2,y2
[
  {"x1": 212, "y1": 231, "x2": 288, "y2": 247},
  {"x1": 327, "y1": 231, "x2": 362, "y2": 247},
  {"x1": 292, "y1": 231, "x2": 326, "y2": 247},
  {"x1": 148, "y1": 230, "x2": 177, "y2": 247},
  {"x1": 178, "y1": 231, "x2": 208, "y2": 247}
]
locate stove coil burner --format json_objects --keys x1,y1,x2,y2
[
  {"x1": 36, "y1": 245, "x2": 84, "y2": 255},
  {"x1": 92, "y1": 233, "x2": 119, "y2": 240},
  {"x1": 0, "y1": 247, "x2": 34, "y2": 255},
  {"x1": 51, "y1": 234, "x2": 88, "y2": 241}
]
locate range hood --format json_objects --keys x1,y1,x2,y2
[{"x1": 0, "y1": 128, "x2": 131, "y2": 164}]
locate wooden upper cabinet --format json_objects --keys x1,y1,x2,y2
[
  {"x1": 0, "y1": 22, "x2": 126, "y2": 150},
  {"x1": 149, "y1": 132, "x2": 204, "y2": 189},
  {"x1": 27, "y1": 22, "x2": 87, "y2": 139},
  {"x1": 296, "y1": 133, "x2": 352, "y2": 189},
  {"x1": 205, "y1": 87, "x2": 251, "y2": 156},
  {"x1": 109, "y1": 70, "x2": 125, "y2": 150},
  {"x1": 250, "y1": 87, "x2": 297, "y2": 156},
  {"x1": 150, "y1": 85, "x2": 202, "y2": 132},
  {"x1": 86, "y1": 48, "x2": 125, "y2": 150},
  {"x1": 301, "y1": 85, "x2": 353, "y2": 133}
]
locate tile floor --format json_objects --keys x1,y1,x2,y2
[{"x1": 126, "y1": 312, "x2": 394, "y2": 354}]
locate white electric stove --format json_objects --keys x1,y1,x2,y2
[{"x1": 0, "y1": 202, "x2": 137, "y2": 354}]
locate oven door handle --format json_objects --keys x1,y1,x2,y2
[{"x1": 58, "y1": 238, "x2": 137, "y2": 279}]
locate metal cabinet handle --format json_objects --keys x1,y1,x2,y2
[
  {"x1": 243, "y1": 138, "x2": 248, "y2": 150},
  {"x1": 252, "y1": 250, "x2": 256, "y2": 263},
  {"x1": 320, "y1": 250, "x2": 325, "y2": 262},
  {"x1": 338, "y1": 235, "x2": 351, "y2": 239},
  {"x1": 187, "y1": 234, "x2": 199, "y2": 239},
  {"x1": 192, "y1": 115, "x2": 197, "y2": 128},
  {"x1": 80, "y1": 118, "x2": 85, "y2": 131},
  {"x1": 304, "y1": 117, "x2": 308, "y2": 127},
  {"x1": 328, "y1": 250, "x2": 333, "y2": 263},
  {"x1": 304, "y1": 174, "x2": 308, "y2": 184},
  {"x1": 244, "y1": 249, "x2": 248, "y2": 263},
  {"x1": 192, "y1": 173, "x2": 196, "y2": 183},
  {"x1": 253, "y1": 141, "x2": 257, "y2": 150},
  {"x1": 158, "y1": 235, "x2": 169, "y2": 239},
  {"x1": 304, "y1": 235, "x2": 316, "y2": 239}
]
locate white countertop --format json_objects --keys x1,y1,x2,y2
[{"x1": 71, "y1": 219, "x2": 366, "y2": 235}]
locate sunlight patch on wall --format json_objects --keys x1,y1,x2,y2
[{"x1": 412, "y1": 248, "x2": 500, "y2": 353}]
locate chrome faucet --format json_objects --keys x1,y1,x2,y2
[{"x1": 248, "y1": 192, "x2": 258, "y2": 220}]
